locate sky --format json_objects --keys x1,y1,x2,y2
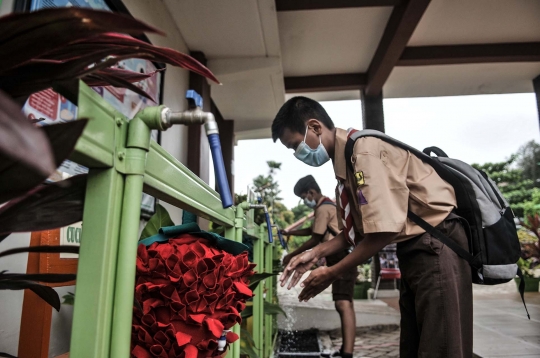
[{"x1": 233, "y1": 93, "x2": 540, "y2": 209}]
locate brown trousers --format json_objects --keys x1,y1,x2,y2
[{"x1": 397, "y1": 215, "x2": 473, "y2": 358}]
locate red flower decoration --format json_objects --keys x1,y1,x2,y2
[{"x1": 132, "y1": 235, "x2": 255, "y2": 357}]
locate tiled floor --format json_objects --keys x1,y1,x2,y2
[{"x1": 321, "y1": 326, "x2": 400, "y2": 358}]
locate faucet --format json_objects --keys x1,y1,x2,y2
[
  {"x1": 159, "y1": 90, "x2": 233, "y2": 208},
  {"x1": 241, "y1": 185, "x2": 274, "y2": 243}
]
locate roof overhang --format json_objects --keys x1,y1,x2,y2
[{"x1": 163, "y1": 0, "x2": 540, "y2": 140}]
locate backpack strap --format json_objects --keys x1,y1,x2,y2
[
  {"x1": 516, "y1": 268, "x2": 531, "y2": 320},
  {"x1": 344, "y1": 130, "x2": 481, "y2": 268},
  {"x1": 423, "y1": 146, "x2": 448, "y2": 157},
  {"x1": 317, "y1": 198, "x2": 339, "y2": 237},
  {"x1": 345, "y1": 129, "x2": 434, "y2": 172},
  {"x1": 319, "y1": 200, "x2": 336, "y2": 207},
  {"x1": 407, "y1": 211, "x2": 479, "y2": 268}
]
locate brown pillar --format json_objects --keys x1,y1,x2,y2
[
  {"x1": 18, "y1": 233, "x2": 52, "y2": 358},
  {"x1": 534, "y1": 75, "x2": 540, "y2": 132},
  {"x1": 211, "y1": 100, "x2": 234, "y2": 196},
  {"x1": 187, "y1": 51, "x2": 211, "y2": 184},
  {"x1": 361, "y1": 89, "x2": 385, "y2": 132}
]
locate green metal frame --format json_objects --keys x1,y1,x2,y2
[{"x1": 69, "y1": 82, "x2": 276, "y2": 357}]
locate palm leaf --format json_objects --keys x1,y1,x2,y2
[
  {"x1": 263, "y1": 301, "x2": 287, "y2": 317},
  {"x1": 62, "y1": 292, "x2": 75, "y2": 305},
  {"x1": 0, "y1": 175, "x2": 86, "y2": 236},
  {"x1": 0, "y1": 279, "x2": 60, "y2": 311},
  {"x1": 248, "y1": 272, "x2": 277, "y2": 291},
  {"x1": 240, "y1": 328, "x2": 260, "y2": 358},
  {"x1": 0, "y1": 119, "x2": 88, "y2": 204},
  {"x1": 0, "y1": 90, "x2": 55, "y2": 181},
  {"x1": 139, "y1": 204, "x2": 174, "y2": 240}
]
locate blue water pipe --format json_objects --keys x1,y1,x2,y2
[
  {"x1": 161, "y1": 90, "x2": 233, "y2": 208},
  {"x1": 264, "y1": 211, "x2": 273, "y2": 244},
  {"x1": 271, "y1": 224, "x2": 287, "y2": 249},
  {"x1": 277, "y1": 228, "x2": 287, "y2": 249}
]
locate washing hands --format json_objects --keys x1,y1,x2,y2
[{"x1": 280, "y1": 248, "x2": 334, "y2": 301}]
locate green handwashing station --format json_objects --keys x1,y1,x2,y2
[{"x1": 68, "y1": 82, "x2": 282, "y2": 358}]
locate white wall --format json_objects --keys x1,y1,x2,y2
[
  {"x1": 123, "y1": 0, "x2": 195, "y2": 224},
  {"x1": 0, "y1": 0, "x2": 14, "y2": 16},
  {"x1": 0, "y1": 233, "x2": 31, "y2": 356}
]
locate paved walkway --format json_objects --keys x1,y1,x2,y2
[
  {"x1": 472, "y1": 282, "x2": 540, "y2": 358},
  {"x1": 278, "y1": 272, "x2": 540, "y2": 357}
]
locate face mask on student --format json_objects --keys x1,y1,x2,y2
[
  {"x1": 303, "y1": 198, "x2": 317, "y2": 208},
  {"x1": 294, "y1": 127, "x2": 330, "y2": 167}
]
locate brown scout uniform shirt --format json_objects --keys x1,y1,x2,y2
[
  {"x1": 311, "y1": 196, "x2": 340, "y2": 243},
  {"x1": 333, "y1": 128, "x2": 457, "y2": 243}
]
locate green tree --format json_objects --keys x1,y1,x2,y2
[
  {"x1": 291, "y1": 203, "x2": 313, "y2": 221},
  {"x1": 287, "y1": 219, "x2": 314, "y2": 252},
  {"x1": 249, "y1": 161, "x2": 294, "y2": 230},
  {"x1": 517, "y1": 140, "x2": 540, "y2": 187}
]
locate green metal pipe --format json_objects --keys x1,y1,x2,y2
[
  {"x1": 70, "y1": 168, "x2": 125, "y2": 358},
  {"x1": 228, "y1": 204, "x2": 247, "y2": 358},
  {"x1": 109, "y1": 172, "x2": 145, "y2": 357},
  {"x1": 264, "y1": 240, "x2": 275, "y2": 357},
  {"x1": 252, "y1": 224, "x2": 265, "y2": 357},
  {"x1": 110, "y1": 116, "x2": 152, "y2": 357}
]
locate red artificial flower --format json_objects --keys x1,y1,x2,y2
[{"x1": 132, "y1": 235, "x2": 255, "y2": 357}]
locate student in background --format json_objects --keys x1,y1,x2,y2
[{"x1": 282, "y1": 175, "x2": 357, "y2": 358}]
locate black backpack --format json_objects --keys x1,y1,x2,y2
[{"x1": 345, "y1": 130, "x2": 529, "y2": 318}]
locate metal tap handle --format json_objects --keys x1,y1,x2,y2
[{"x1": 186, "y1": 90, "x2": 203, "y2": 108}]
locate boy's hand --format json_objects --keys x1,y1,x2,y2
[
  {"x1": 298, "y1": 266, "x2": 334, "y2": 302},
  {"x1": 280, "y1": 249, "x2": 318, "y2": 289},
  {"x1": 282, "y1": 253, "x2": 293, "y2": 267}
]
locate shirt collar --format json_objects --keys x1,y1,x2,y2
[{"x1": 333, "y1": 127, "x2": 348, "y2": 180}]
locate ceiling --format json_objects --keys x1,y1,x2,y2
[{"x1": 163, "y1": 0, "x2": 540, "y2": 140}]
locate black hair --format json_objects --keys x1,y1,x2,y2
[
  {"x1": 271, "y1": 96, "x2": 335, "y2": 142},
  {"x1": 293, "y1": 175, "x2": 321, "y2": 197},
  {"x1": 302, "y1": 181, "x2": 321, "y2": 195}
]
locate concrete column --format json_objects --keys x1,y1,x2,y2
[
  {"x1": 534, "y1": 75, "x2": 540, "y2": 132},
  {"x1": 361, "y1": 90, "x2": 385, "y2": 132}
]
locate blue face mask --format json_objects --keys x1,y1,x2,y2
[
  {"x1": 294, "y1": 127, "x2": 330, "y2": 167},
  {"x1": 303, "y1": 198, "x2": 317, "y2": 208}
]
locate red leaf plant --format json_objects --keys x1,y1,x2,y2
[
  {"x1": 0, "y1": 8, "x2": 220, "y2": 99},
  {"x1": 133, "y1": 235, "x2": 256, "y2": 358}
]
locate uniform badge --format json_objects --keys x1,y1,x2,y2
[
  {"x1": 357, "y1": 189, "x2": 368, "y2": 205},
  {"x1": 354, "y1": 171, "x2": 365, "y2": 186}
]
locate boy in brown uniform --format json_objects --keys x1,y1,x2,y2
[
  {"x1": 274, "y1": 97, "x2": 472, "y2": 358},
  {"x1": 282, "y1": 175, "x2": 357, "y2": 358}
]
